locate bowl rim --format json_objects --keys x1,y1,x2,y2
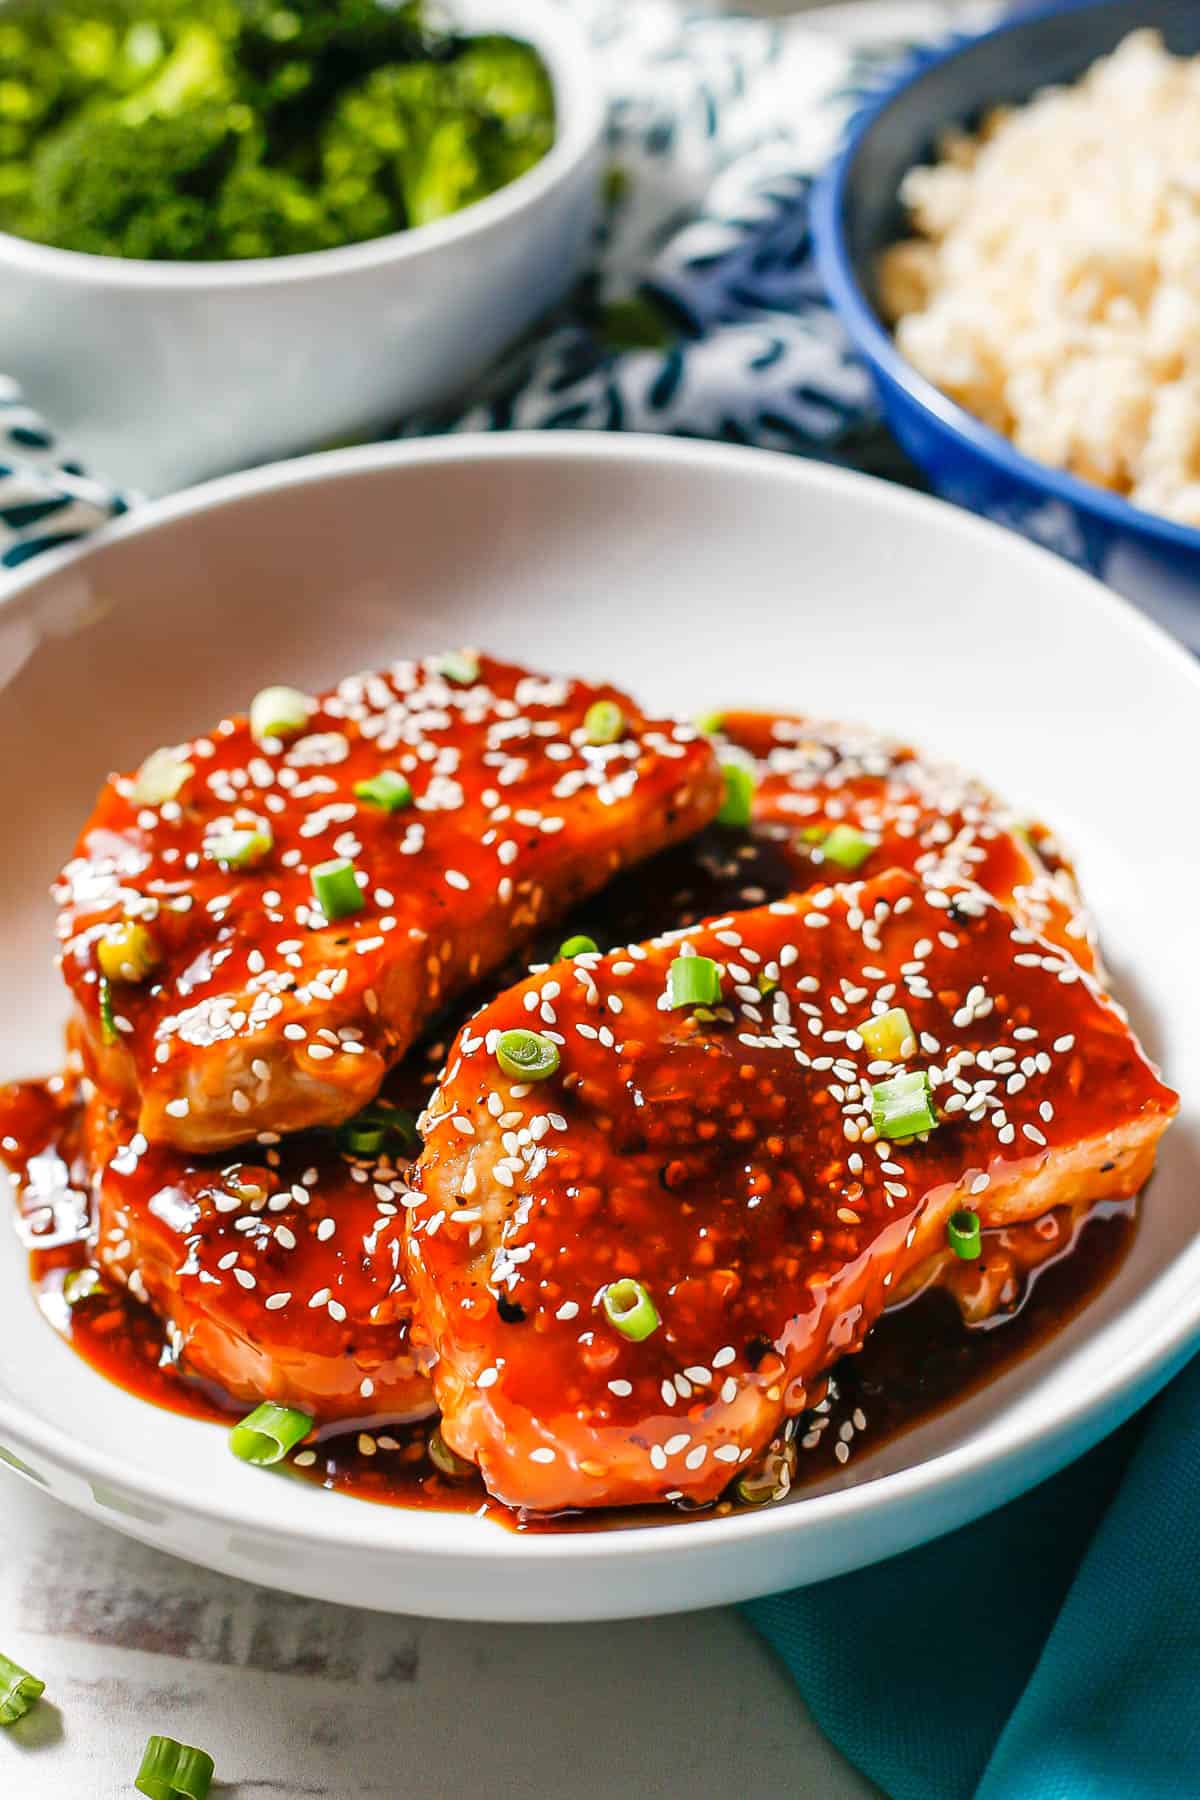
[
  {"x1": 0, "y1": 428, "x2": 1197, "y2": 1571},
  {"x1": 811, "y1": 0, "x2": 1200, "y2": 559},
  {"x1": 0, "y1": 0, "x2": 604, "y2": 291}
]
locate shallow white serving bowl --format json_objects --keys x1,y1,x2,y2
[
  {"x1": 0, "y1": 433, "x2": 1196, "y2": 1621},
  {"x1": 0, "y1": 0, "x2": 602, "y2": 497}
]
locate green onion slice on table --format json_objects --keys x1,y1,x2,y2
[
  {"x1": 136, "y1": 1734, "x2": 215, "y2": 1800},
  {"x1": 0, "y1": 1651, "x2": 44, "y2": 1726}
]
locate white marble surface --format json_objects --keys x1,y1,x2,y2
[{"x1": 2, "y1": 1479, "x2": 878, "y2": 1798}]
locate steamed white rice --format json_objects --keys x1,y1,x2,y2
[{"x1": 879, "y1": 30, "x2": 1200, "y2": 527}]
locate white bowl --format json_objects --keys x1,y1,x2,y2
[
  {"x1": 0, "y1": 0, "x2": 603, "y2": 497},
  {"x1": 0, "y1": 434, "x2": 1196, "y2": 1621}
]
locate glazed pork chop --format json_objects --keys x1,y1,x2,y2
[
  {"x1": 86, "y1": 1091, "x2": 429, "y2": 1425},
  {"x1": 405, "y1": 871, "x2": 1175, "y2": 1511},
  {"x1": 710, "y1": 712, "x2": 1101, "y2": 974},
  {"x1": 55, "y1": 654, "x2": 720, "y2": 1153}
]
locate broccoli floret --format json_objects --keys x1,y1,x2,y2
[
  {"x1": 451, "y1": 38, "x2": 555, "y2": 197},
  {"x1": 216, "y1": 159, "x2": 345, "y2": 257},
  {"x1": 322, "y1": 62, "x2": 483, "y2": 232},
  {"x1": 0, "y1": 1, "x2": 555, "y2": 260},
  {"x1": 320, "y1": 40, "x2": 554, "y2": 235},
  {"x1": 234, "y1": 0, "x2": 428, "y2": 140},
  {"x1": 117, "y1": 20, "x2": 232, "y2": 121},
  {"x1": 24, "y1": 104, "x2": 245, "y2": 257},
  {"x1": 452, "y1": 36, "x2": 555, "y2": 142},
  {"x1": 5, "y1": 14, "x2": 244, "y2": 257}
]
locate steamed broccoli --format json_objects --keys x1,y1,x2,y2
[
  {"x1": 0, "y1": 0, "x2": 556, "y2": 261},
  {"x1": 321, "y1": 38, "x2": 557, "y2": 234},
  {"x1": 216, "y1": 159, "x2": 345, "y2": 258},
  {"x1": 323, "y1": 62, "x2": 486, "y2": 233},
  {"x1": 28, "y1": 106, "x2": 242, "y2": 258}
]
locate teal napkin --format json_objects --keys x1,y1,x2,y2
[{"x1": 748, "y1": 1358, "x2": 1200, "y2": 1798}]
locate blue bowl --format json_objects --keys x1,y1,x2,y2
[{"x1": 812, "y1": 0, "x2": 1200, "y2": 633}]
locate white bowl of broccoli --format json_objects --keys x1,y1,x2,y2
[{"x1": 0, "y1": 0, "x2": 603, "y2": 493}]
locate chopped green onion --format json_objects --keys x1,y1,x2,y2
[
  {"x1": 799, "y1": 824, "x2": 827, "y2": 844},
  {"x1": 558, "y1": 934, "x2": 598, "y2": 959},
  {"x1": 354, "y1": 769, "x2": 413, "y2": 812},
  {"x1": 820, "y1": 823, "x2": 876, "y2": 870},
  {"x1": 229, "y1": 1403, "x2": 313, "y2": 1467},
  {"x1": 63, "y1": 1266, "x2": 106, "y2": 1308},
  {"x1": 583, "y1": 699, "x2": 625, "y2": 745},
  {"x1": 249, "y1": 684, "x2": 309, "y2": 743},
  {"x1": 98, "y1": 975, "x2": 117, "y2": 1045},
  {"x1": 495, "y1": 1028, "x2": 559, "y2": 1081},
  {"x1": 735, "y1": 1438, "x2": 797, "y2": 1506},
  {"x1": 434, "y1": 650, "x2": 479, "y2": 685},
  {"x1": 716, "y1": 762, "x2": 755, "y2": 827},
  {"x1": 871, "y1": 1070, "x2": 938, "y2": 1139},
  {"x1": 204, "y1": 824, "x2": 273, "y2": 869},
  {"x1": 135, "y1": 1734, "x2": 215, "y2": 1800},
  {"x1": 428, "y1": 1425, "x2": 475, "y2": 1479},
  {"x1": 602, "y1": 1277, "x2": 660, "y2": 1342},
  {"x1": 858, "y1": 1006, "x2": 916, "y2": 1062},
  {"x1": 336, "y1": 1116, "x2": 386, "y2": 1159},
  {"x1": 97, "y1": 921, "x2": 159, "y2": 983},
  {"x1": 310, "y1": 856, "x2": 364, "y2": 921},
  {"x1": 667, "y1": 954, "x2": 722, "y2": 1009},
  {"x1": 131, "y1": 747, "x2": 192, "y2": 807},
  {"x1": 0, "y1": 1651, "x2": 44, "y2": 1727},
  {"x1": 948, "y1": 1208, "x2": 982, "y2": 1261},
  {"x1": 339, "y1": 1118, "x2": 388, "y2": 1157},
  {"x1": 756, "y1": 972, "x2": 778, "y2": 997},
  {"x1": 338, "y1": 1103, "x2": 419, "y2": 1159},
  {"x1": 694, "y1": 709, "x2": 725, "y2": 735}
]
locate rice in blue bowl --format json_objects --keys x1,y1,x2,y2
[{"x1": 813, "y1": 0, "x2": 1200, "y2": 643}]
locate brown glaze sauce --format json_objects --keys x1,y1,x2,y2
[
  {"x1": 3, "y1": 808, "x2": 1144, "y2": 1531},
  {"x1": 4, "y1": 1067, "x2": 1134, "y2": 1530}
]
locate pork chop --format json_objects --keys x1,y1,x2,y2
[
  {"x1": 55, "y1": 653, "x2": 720, "y2": 1152},
  {"x1": 87, "y1": 1091, "x2": 429, "y2": 1425},
  {"x1": 405, "y1": 872, "x2": 1175, "y2": 1510},
  {"x1": 710, "y1": 712, "x2": 1101, "y2": 973}
]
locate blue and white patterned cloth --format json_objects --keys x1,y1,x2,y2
[{"x1": 0, "y1": 0, "x2": 994, "y2": 571}]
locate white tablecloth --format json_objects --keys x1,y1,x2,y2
[{"x1": 3, "y1": 1479, "x2": 877, "y2": 1797}]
